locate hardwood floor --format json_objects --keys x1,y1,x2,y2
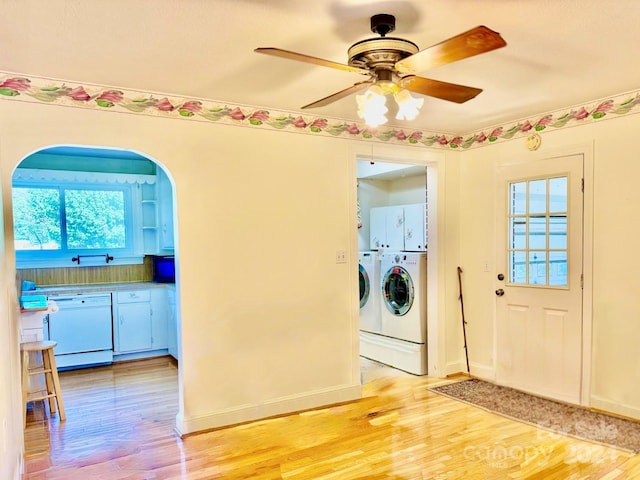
[{"x1": 23, "y1": 357, "x2": 640, "y2": 479}]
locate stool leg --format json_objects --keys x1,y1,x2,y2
[
  {"x1": 47, "y1": 349, "x2": 65, "y2": 422},
  {"x1": 41, "y1": 350, "x2": 56, "y2": 414},
  {"x1": 22, "y1": 350, "x2": 29, "y2": 428}
]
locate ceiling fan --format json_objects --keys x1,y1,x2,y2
[{"x1": 255, "y1": 14, "x2": 507, "y2": 112}]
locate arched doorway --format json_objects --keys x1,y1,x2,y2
[{"x1": 12, "y1": 144, "x2": 181, "y2": 450}]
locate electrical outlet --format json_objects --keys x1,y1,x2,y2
[{"x1": 336, "y1": 250, "x2": 347, "y2": 263}]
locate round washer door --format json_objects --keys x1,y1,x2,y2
[
  {"x1": 382, "y1": 266, "x2": 414, "y2": 315},
  {"x1": 359, "y1": 264, "x2": 370, "y2": 309}
]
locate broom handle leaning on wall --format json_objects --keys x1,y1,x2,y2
[{"x1": 457, "y1": 266, "x2": 470, "y2": 374}]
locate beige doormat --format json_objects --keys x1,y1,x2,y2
[{"x1": 429, "y1": 378, "x2": 640, "y2": 453}]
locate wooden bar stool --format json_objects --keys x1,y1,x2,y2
[{"x1": 21, "y1": 340, "x2": 66, "y2": 427}]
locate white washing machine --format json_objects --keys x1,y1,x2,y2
[
  {"x1": 360, "y1": 251, "x2": 427, "y2": 375},
  {"x1": 358, "y1": 251, "x2": 381, "y2": 334},
  {"x1": 380, "y1": 252, "x2": 427, "y2": 343}
]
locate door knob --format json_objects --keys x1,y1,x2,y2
[
  {"x1": 495, "y1": 288, "x2": 505, "y2": 297},
  {"x1": 497, "y1": 273, "x2": 504, "y2": 281}
]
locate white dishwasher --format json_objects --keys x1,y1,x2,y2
[{"x1": 46, "y1": 293, "x2": 114, "y2": 369}]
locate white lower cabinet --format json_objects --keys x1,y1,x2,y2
[
  {"x1": 166, "y1": 286, "x2": 178, "y2": 360},
  {"x1": 114, "y1": 290, "x2": 152, "y2": 353},
  {"x1": 150, "y1": 288, "x2": 168, "y2": 350}
]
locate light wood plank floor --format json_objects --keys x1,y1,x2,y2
[{"x1": 23, "y1": 357, "x2": 640, "y2": 479}]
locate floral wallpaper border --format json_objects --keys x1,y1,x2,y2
[{"x1": 1, "y1": 72, "x2": 640, "y2": 149}]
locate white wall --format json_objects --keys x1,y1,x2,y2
[
  {"x1": 0, "y1": 100, "x2": 365, "y2": 436},
  {"x1": 388, "y1": 174, "x2": 427, "y2": 205},
  {"x1": 0, "y1": 171, "x2": 23, "y2": 479},
  {"x1": 0, "y1": 99, "x2": 467, "y2": 444},
  {"x1": 459, "y1": 113, "x2": 640, "y2": 419}
]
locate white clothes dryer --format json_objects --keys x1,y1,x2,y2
[
  {"x1": 380, "y1": 252, "x2": 427, "y2": 343},
  {"x1": 358, "y1": 251, "x2": 381, "y2": 334}
]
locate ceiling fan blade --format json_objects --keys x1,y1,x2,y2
[
  {"x1": 394, "y1": 25, "x2": 507, "y2": 74},
  {"x1": 255, "y1": 47, "x2": 370, "y2": 75},
  {"x1": 301, "y1": 81, "x2": 373, "y2": 109},
  {"x1": 397, "y1": 75, "x2": 482, "y2": 104}
]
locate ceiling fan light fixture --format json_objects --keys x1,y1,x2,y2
[
  {"x1": 356, "y1": 85, "x2": 388, "y2": 127},
  {"x1": 394, "y1": 88, "x2": 424, "y2": 121}
]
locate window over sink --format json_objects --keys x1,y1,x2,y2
[
  {"x1": 14, "y1": 186, "x2": 128, "y2": 251},
  {"x1": 13, "y1": 168, "x2": 155, "y2": 268}
]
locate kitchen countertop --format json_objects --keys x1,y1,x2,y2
[{"x1": 22, "y1": 282, "x2": 173, "y2": 296}]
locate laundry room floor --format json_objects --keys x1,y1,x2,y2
[{"x1": 360, "y1": 356, "x2": 415, "y2": 383}]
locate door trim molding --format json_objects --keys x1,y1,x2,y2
[{"x1": 349, "y1": 142, "x2": 447, "y2": 378}]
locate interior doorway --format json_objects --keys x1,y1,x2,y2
[
  {"x1": 356, "y1": 157, "x2": 431, "y2": 376},
  {"x1": 11, "y1": 145, "x2": 181, "y2": 442}
]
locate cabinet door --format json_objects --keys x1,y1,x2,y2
[
  {"x1": 150, "y1": 288, "x2": 168, "y2": 350},
  {"x1": 403, "y1": 203, "x2": 426, "y2": 251},
  {"x1": 385, "y1": 206, "x2": 405, "y2": 250},
  {"x1": 157, "y1": 169, "x2": 175, "y2": 251},
  {"x1": 369, "y1": 207, "x2": 386, "y2": 250},
  {"x1": 116, "y1": 302, "x2": 152, "y2": 353}
]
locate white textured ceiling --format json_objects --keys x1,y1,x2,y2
[{"x1": 3, "y1": 0, "x2": 639, "y2": 134}]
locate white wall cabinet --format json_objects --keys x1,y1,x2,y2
[
  {"x1": 140, "y1": 171, "x2": 174, "y2": 255},
  {"x1": 369, "y1": 205, "x2": 405, "y2": 250},
  {"x1": 370, "y1": 203, "x2": 426, "y2": 251},
  {"x1": 141, "y1": 183, "x2": 159, "y2": 254},
  {"x1": 403, "y1": 203, "x2": 427, "y2": 252},
  {"x1": 157, "y1": 168, "x2": 175, "y2": 252}
]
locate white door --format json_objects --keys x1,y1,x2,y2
[{"x1": 496, "y1": 154, "x2": 583, "y2": 404}]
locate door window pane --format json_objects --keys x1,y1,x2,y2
[
  {"x1": 529, "y1": 216, "x2": 547, "y2": 250},
  {"x1": 549, "y1": 215, "x2": 567, "y2": 249},
  {"x1": 549, "y1": 177, "x2": 567, "y2": 212},
  {"x1": 529, "y1": 179, "x2": 547, "y2": 214},
  {"x1": 510, "y1": 182, "x2": 526, "y2": 215},
  {"x1": 510, "y1": 251, "x2": 527, "y2": 284},
  {"x1": 549, "y1": 251, "x2": 568, "y2": 286},
  {"x1": 509, "y1": 218, "x2": 526, "y2": 249},
  {"x1": 528, "y1": 251, "x2": 547, "y2": 284}
]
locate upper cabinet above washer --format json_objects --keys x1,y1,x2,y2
[{"x1": 370, "y1": 203, "x2": 426, "y2": 252}]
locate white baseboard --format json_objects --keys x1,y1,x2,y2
[
  {"x1": 15, "y1": 451, "x2": 23, "y2": 480},
  {"x1": 590, "y1": 394, "x2": 640, "y2": 421},
  {"x1": 444, "y1": 361, "x2": 495, "y2": 380},
  {"x1": 468, "y1": 362, "x2": 495, "y2": 381},
  {"x1": 445, "y1": 360, "x2": 464, "y2": 376},
  {"x1": 175, "y1": 383, "x2": 362, "y2": 436}
]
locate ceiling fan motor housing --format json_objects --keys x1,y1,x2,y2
[
  {"x1": 370, "y1": 14, "x2": 396, "y2": 36},
  {"x1": 348, "y1": 37, "x2": 419, "y2": 73},
  {"x1": 348, "y1": 13, "x2": 418, "y2": 77}
]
